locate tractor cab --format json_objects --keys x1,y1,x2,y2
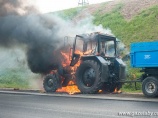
[{"x1": 70, "y1": 32, "x2": 118, "y2": 66}]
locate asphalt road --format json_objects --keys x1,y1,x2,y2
[{"x1": 0, "y1": 92, "x2": 158, "y2": 118}]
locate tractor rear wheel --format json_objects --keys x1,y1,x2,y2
[
  {"x1": 76, "y1": 60, "x2": 103, "y2": 94},
  {"x1": 142, "y1": 76, "x2": 158, "y2": 97},
  {"x1": 43, "y1": 74, "x2": 58, "y2": 92}
]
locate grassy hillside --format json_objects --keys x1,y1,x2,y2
[
  {"x1": 58, "y1": 1, "x2": 158, "y2": 47},
  {"x1": 55, "y1": 7, "x2": 84, "y2": 20}
]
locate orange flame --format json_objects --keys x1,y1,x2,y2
[
  {"x1": 113, "y1": 88, "x2": 122, "y2": 94},
  {"x1": 56, "y1": 51, "x2": 82, "y2": 94},
  {"x1": 55, "y1": 49, "x2": 92, "y2": 94},
  {"x1": 60, "y1": 52, "x2": 70, "y2": 67},
  {"x1": 56, "y1": 81, "x2": 80, "y2": 95}
]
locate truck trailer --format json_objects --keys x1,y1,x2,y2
[{"x1": 130, "y1": 41, "x2": 158, "y2": 97}]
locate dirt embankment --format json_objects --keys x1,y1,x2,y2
[
  {"x1": 121, "y1": 0, "x2": 158, "y2": 20},
  {"x1": 73, "y1": 0, "x2": 158, "y2": 21}
]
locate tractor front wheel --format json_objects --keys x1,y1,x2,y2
[{"x1": 43, "y1": 74, "x2": 58, "y2": 92}]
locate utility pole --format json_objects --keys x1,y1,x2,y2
[{"x1": 78, "y1": 0, "x2": 89, "y2": 6}]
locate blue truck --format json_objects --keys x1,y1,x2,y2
[{"x1": 130, "y1": 41, "x2": 158, "y2": 97}]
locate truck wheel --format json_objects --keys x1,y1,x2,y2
[
  {"x1": 76, "y1": 60, "x2": 103, "y2": 94},
  {"x1": 43, "y1": 74, "x2": 58, "y2": 92},
  {"x1": 142, "y1": 76, "x2": 158, "y2": 97}
]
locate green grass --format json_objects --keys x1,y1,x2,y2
[
  {"x1": 0, "y1": 68, "x2": 36, "y2": 89},
  {"x1": 55, "y1": 7, "x2": 84, "y2": 20},
  {"x1": 121, "y1": 83, "x2": 142, "y2": 93}
]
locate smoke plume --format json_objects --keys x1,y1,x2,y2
[
  {"x1": 0, "y1": 0, "x2": 113, "y2": 74},
  {"x1": 0, "y1": 0, "x2": 63, "y2": 74}
]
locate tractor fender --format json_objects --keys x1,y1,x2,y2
[
  {"x1": 81, "y1": 56, "x2": 109, "y2": 82},
  {"x1": 114, "y1": 58, "x2": 126, "y2": 81}
]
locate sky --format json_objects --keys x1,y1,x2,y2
[{"x1": 33, "y1": 0, "x2": 113, "y2": 13}]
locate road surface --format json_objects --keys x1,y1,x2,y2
[{"x1": 0, "y1": 92, "x2": 158, "y2": 118}]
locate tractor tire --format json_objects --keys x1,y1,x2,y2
[
  {"x1": 43, "y1": 74, "x2": 58, "y2": 92},
  {"x1": 142, "y1": 76, "x2": 158, "y2": 97},
  {"x1": 75, "y1": 60, "x2": 103, "y2": 94}
]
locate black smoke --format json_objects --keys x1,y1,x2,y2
[
  {"x1": 0, "y1": 0, "x2": 38, "y2": 16},
  {"x1": 0, "y1": 0, "x2": 63, "y2": 74}
]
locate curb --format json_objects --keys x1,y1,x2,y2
[{"x1": 0, "y1": 89, "x2": 157, "y2": 103}]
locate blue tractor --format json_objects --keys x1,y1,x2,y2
[
  {"x1": 130, "y1": 41, "x2": 158, "y2": 97},
  {"x1": 43, "y1": 32, "x2": 126, "y2": 94}
]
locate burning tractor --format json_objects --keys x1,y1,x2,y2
[{"x1": 43, "y1": 32, "x2": 126, "y2": 94}]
